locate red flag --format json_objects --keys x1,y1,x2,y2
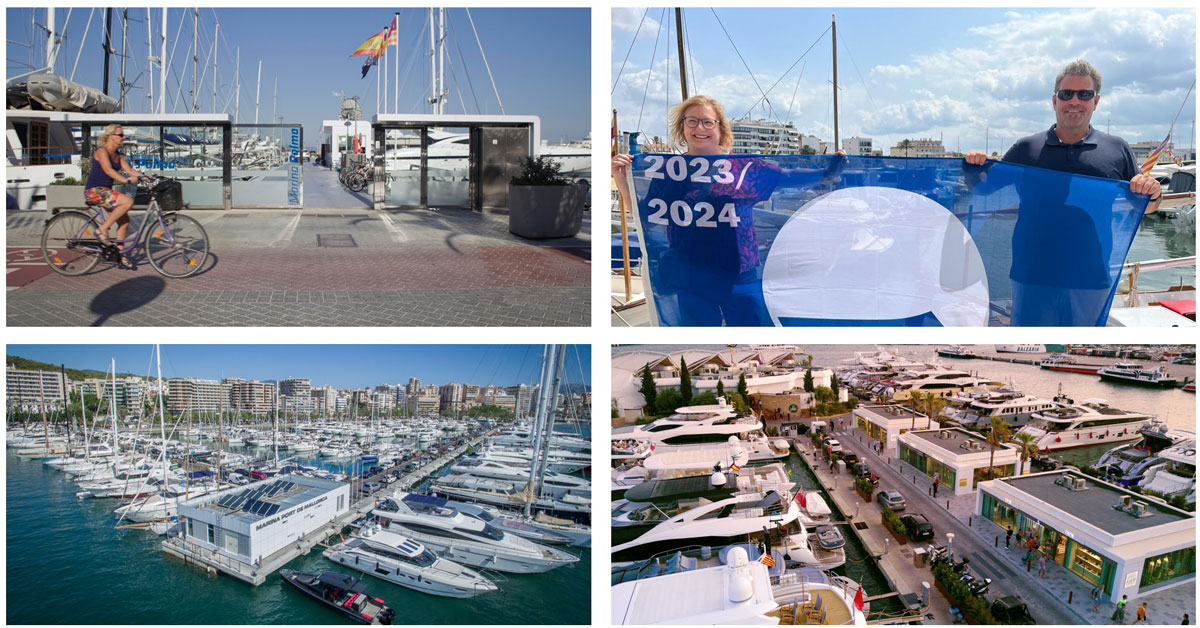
[
  {"x1": 854, "y1": 585, "x2": 864, "y2": 611},
  {"x1": 649, "y1": 444, "x2": 655, "y2": 451},
  {"x1": 795, "y1": 491, "x2": 807, "y2": 508},
  {"x1": 757, "y1": 553, "x2": 776, "y2": 567}
]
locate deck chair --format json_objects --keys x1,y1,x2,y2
[{"x1": 807, "y1": 594, "x2": 824, "y2": 620}]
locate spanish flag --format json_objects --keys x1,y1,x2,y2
[
  {"x1": 1140, "y1": 133, "x2": 1170, "y2": 175},
  {"x1": 351, "y1": 30, "x2": 387, "y2": 57}
]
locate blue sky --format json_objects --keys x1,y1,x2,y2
[
  {"x1": 613, "y1": 7, "x2": 1196, "y2": 154},
  {"x1": 7, "y1": 7, "x2": 590, "y2": 147},
  {"x1": 6, "y1": 345, "x2": 591, "y2": 390}
]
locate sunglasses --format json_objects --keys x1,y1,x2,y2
[
  {"x1": 683, "y1": 117, "x2": 719, "y2": 129},
  {"x1": 112, "y1": 133, "x2": 124, "y2": 137},
  {"x1": 1056, "y1": 89, "x2": 1097, "y2": 101}
]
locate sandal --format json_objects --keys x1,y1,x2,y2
[
  {"x1": 95, "y1": 227, "x2": 112, "y2": 246},
  {"x1": 116, "y1": 254, "x2": 133, "y2": 270}
]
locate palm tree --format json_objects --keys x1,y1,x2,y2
[
  {"x1": 925, "y1": 396, "x2": 946, "y2": 426},
  {"x1": 1011, "y1": 431, "x2": 1039, "y2": 475},
  {"x1": 908, "y1": 391, "x2": 927, "y2": 431},
  {"x1": 987, "y1": 417, "x2": 1012, "y2": 480},
  {"x1": 899, "y1": 138, "x2": 913, "y2": 157}
]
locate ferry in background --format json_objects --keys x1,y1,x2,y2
[
  {"x1": 995, "y1": 344, "x2": 1046, "y2": 354},
  {"x1": 1040, "y1": 354, "x2": 1106, "y2": 375},
  {"x1": 1097, "y1": 363, "x2": 1180, "y2": 388}
]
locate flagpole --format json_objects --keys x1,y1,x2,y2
[{"x1": 393, "y1": 12, "x2": 399, "y2": 114}]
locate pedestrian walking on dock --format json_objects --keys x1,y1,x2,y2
[
  {"x1": 1132, "y1": 602, "x2": 1148, "y2": 625},
  {"x1": 1111, "y1": 595, "x2": 1128, "y2": 624},
  {"x1": 1181, "y1": 612, "x2": 1189, "y2": 624},
  {"x1": 1092, "y1": 586, "x2": 1102, "y2": 611},
  {"x1": 1037, "y1": 552, "x2": 1046, "y2": 577},
  {"x1": 1006, "y1": 527, "x2": 1013, "y2": 548}
]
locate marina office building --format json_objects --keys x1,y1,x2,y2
[
  {"x1": 897, "y1": 428, "x2": 1020, "y2": 495},
  {"x1": 175, "y1": 476, "x2": 349, "y2": 575},
  {"x1": 977, "y1": 470, "x2": 1194, "y2": 603},
  {"x1": 852, "y1": 404, "x2": 937, "y2": 450}
]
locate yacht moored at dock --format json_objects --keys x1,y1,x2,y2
[
  {"x1": 323, "y1": 526, "x2": 498, "y2": 598},
  {"x1": 1097, "y1": 363, "x2": 1180, "y2": 388}
]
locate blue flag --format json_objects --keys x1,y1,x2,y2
[{"x1": 628, "y1": 154, "x2": 1148, "y2": 326}]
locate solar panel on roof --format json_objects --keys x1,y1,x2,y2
[{"x1": 265, "y1": 504, "x2": 280, "y2": 515}]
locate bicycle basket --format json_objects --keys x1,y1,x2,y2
[{"x1": 154, "y1": 180, "x2": 184, "y2": 211}]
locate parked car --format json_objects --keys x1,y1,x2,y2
[
  {"x1": 840, "y1": 452, "x2": 859, "y2": 465},
  {"x1": 249, "y1": 470, "x2": 268, "y2": 480},
  {"x1": 876, "y1": 489, "x2": 906, "y2": 511},
  {"x1": 825, "y1": 439, "x2": 843, "y2": 454},
  {"x1": 363, "y1": 481, "x2": 381, "y2": 493},
  {"x1": 990, "y1": 596, "x2": 1036, "y2": 624},
  {"x1": 900, "y1": 513, "x2": 933, "y2": 540}
]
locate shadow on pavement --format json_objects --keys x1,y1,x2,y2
[{"x1": 88, "y1": 275, "x2": 166, "y2": 326}]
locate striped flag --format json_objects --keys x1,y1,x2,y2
[
  {"x1": 350, "y1": 30, "x2": 386, "y2": 57},
  {"x1": 1140, "y1": 134, "x2": 1170, "y2": 175},
  {"x1": 757, "y1": 553, "x2": 776, "y2": 567},
  {"x1": 383, "y1": 16, "x2": 398, "y2": 47}
]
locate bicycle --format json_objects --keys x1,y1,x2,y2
[
  {"x1": 338, "y1": 162, "x2": 370, "y2": 192},
  {"x1": 40, "y1": 175, "x2": 210, "y2": 278}
]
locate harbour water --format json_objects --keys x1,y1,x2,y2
[{"x1": 5, "y1": 447, "x2": 591, "y2": 625}]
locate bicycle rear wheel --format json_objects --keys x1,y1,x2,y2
[
  {"x1": 145, "y1": 213, "x2": 210, "y2": 277},
  {"x1": 41, "y1": 209, "x2": 103, "y2": 275},
  {"x1": 347, "y1": 172, "x2": 368, "y2": 192}
]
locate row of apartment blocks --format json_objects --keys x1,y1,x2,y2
[{"x1": 6, "y1": 365, "x2": 585, "y2": 419}]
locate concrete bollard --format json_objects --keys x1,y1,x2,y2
[
  {"x1": 946, "y1": 500, "x2": 950, "y2": 510},
  {"x1": 968, "y1": 516, "x2": 972, "y2": 526}
]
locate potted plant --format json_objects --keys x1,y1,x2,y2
[
  {"x1": 46, "y1": 175, "x2": 88, "y2": 217},
  {"x1": 855, "y1": 476, "x2": 874, "y2": 500},
  {"x1": 508, "y1": 156, "x2": 586, "y2": 238}
]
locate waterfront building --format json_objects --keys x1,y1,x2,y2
[
  {"x1": 166, "y1": 377, "x2": 224, "y2": 413},
  {"x1": 852, "y1": 404, "x2": 937, "y2": 450},
  {"x1": 730, "y1": 118, "x2": 800, "y2": 154},
  {"x1": 611, "y1": 347, "x2": 828, "y2": 420},
  {"x1": 887, "y1": 138, "x2": 946, "y2": 158},
  {"x1": 841, "y1": 136, "x2": 873, "y2": 156},
  {"x1": 5, "y1": 365, "x2": 69, "y2": 411},
  {"x1": 897, "y1": 427, "x2": 1020, "y2": 495},
  {"x1": 800, "y1": 134, "x2": 822, "y2": 153},
  {"x1": 177, "y1": 475, "x2": 350, "y2": 572},
  {"x1": 279, "y1": 378, "x2": 313, "y2": 414},
  {"x1": 225, "y1": 378, "x2": 276, "y2": 416},
  {"x1": 977, "y1": 469, "x2": 1194, "y2": 603}
]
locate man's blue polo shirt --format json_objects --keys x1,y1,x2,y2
[{"x1": 1002, "y1": 125, "x2": 1138, "y2": 181}]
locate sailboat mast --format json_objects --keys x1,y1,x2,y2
[
  {"x1": 831, "y1": 13, "x2": 839, "y2": 150},
  {"x1": 234, "y1": 47, "x2": 240, "y2": 123},
  {"x1": 159, "y1": 8, "x2": 167, "y2": 114},
  {"x1": 46, "y1": 9, "x2": 56, "y2": 72},
  {"x1": 40, "y1": 370, "x2": 50, "y2": 456},
  {"x1": 255, "y1": 59, "x2": 262, "y2": 125},
  {"x1": 103, "y1": 8, "x2": 112, "y2": 95},
  {"x1": 156, "y1": 345, "x2": 168, "y2": 496},
  {"x1": 675, "y1": 8, "x2": 688, "y2": 100},
  {"x1": 147, "y1": 9, "x2": 153, "y2": 112},
  {"x1": 119, "y1": 10, "x2": 128, "y2": 109},
  {"x1": 192, "y1": 8, "x2": 198, "y2": 112},
  {"x1": 429, "y1": 8, "x2": 436, "y2": 113},
  {"x1": 438, "y1": 8, "x2": 446, "y2": 114}
]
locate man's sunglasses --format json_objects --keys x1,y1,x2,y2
[{"x1": 1056, "y1": 89, "x2": 1097, "y2": 101}]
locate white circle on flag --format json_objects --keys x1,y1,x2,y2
[{"x1": 761, "y1": 185, "x2": 989, "y2": 326}]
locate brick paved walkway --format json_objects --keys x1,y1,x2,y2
[{"x1": 8, "y1": 246, "x2": 588, "y2": 326}]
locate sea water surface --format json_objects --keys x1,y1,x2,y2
[{"x1": 5, "y1": 450, "x2": 591, "y2": 625}]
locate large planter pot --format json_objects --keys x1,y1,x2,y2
[
  {"x1": 508, "y1": 183, "x2": 586, "y2": 238},
  {"x1": 45, "y1": 185, "x2": 85, "y2": 216}
]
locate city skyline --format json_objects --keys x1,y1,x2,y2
[{"x1": 6, "y1": 345, "x2": 590, "y2": 390}]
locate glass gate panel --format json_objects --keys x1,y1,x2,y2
[
  {"x1": 384, "y1": 128, "x2": 422, "y2": 206},
  {"x1": 427, "y1": 126, "x2": 470, "y2": 207},
  {"x1": 95, "y1": 125, "x2": 225, "y2": 208},
  {"x1": 230, "y1": 124, "x2": 302, "y2": 207}
]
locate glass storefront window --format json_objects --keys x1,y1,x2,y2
[
  {"x1": 1068, "y1": 542, "x2": 1104, "y2": 586},
  {"x1": 1140, "y1": 547, "x2": 1196, "y2": 589}
]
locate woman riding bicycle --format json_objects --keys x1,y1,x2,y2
[{"x1": 85, "y1": 124, "x2": 146, "y2": 268}]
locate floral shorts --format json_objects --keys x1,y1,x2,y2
[{"x1": 84, "y1": 187, "x2": 121, "y2": 211}]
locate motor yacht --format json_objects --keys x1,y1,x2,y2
[
  {"x1": 324, "y1": 526, "x2": 498, "y2": 598},
  {"x1": 371, "y1": 492, "x2": 578, "y2": 573},
  {"x1": 1096, "y1": 419, "x2": 1196, "y2": 485},
  {"x1": 1140, "y1": 441, "x2": 1197, "y2": 505},
  {"x1": 1015, "y1": 394, "x2": 1153, "y2": 451}
]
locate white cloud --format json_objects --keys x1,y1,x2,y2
[
  {"x1": 872, "y1": 64, "x2": 917, "y2": 78},
  {"x1": 612, "y1": 8, "x2": 660, "y2": 34}
]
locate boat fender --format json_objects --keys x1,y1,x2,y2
[
  {"x1": 1106, "y1": 430, "x2": 1110, "y2": 436},
  {"x1": 1055, "y1": 437, "x2": 1062, "y2": 442},
  {"x1": 1076, "y1": 433, "x2": 1079, "y2": 439}
]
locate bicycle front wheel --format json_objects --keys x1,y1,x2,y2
[
  {"x1": 347, "y1": 172, "x2": 368, "y2": 192},
  {"x1": 41, "y1": 209, "x2": 103, "y2": 276},
  {"x1": 145, "y1": 213, "x2": 210, "y2": 277}
]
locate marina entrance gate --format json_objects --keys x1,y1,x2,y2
[{"x1": 370, "y1": 114, "x2": 539, "y2": 212}]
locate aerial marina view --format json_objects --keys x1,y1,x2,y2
[
  {"x1": 6, "y1": 345, "x2": 591, "y2": 624},
  {"x1": 611, "y1": 344, "x2": 1195, "y2": 625}
]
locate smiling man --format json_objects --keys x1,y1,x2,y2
[{"x1": 967, "y1": 59, "x2": 1162, "y2": 212}]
